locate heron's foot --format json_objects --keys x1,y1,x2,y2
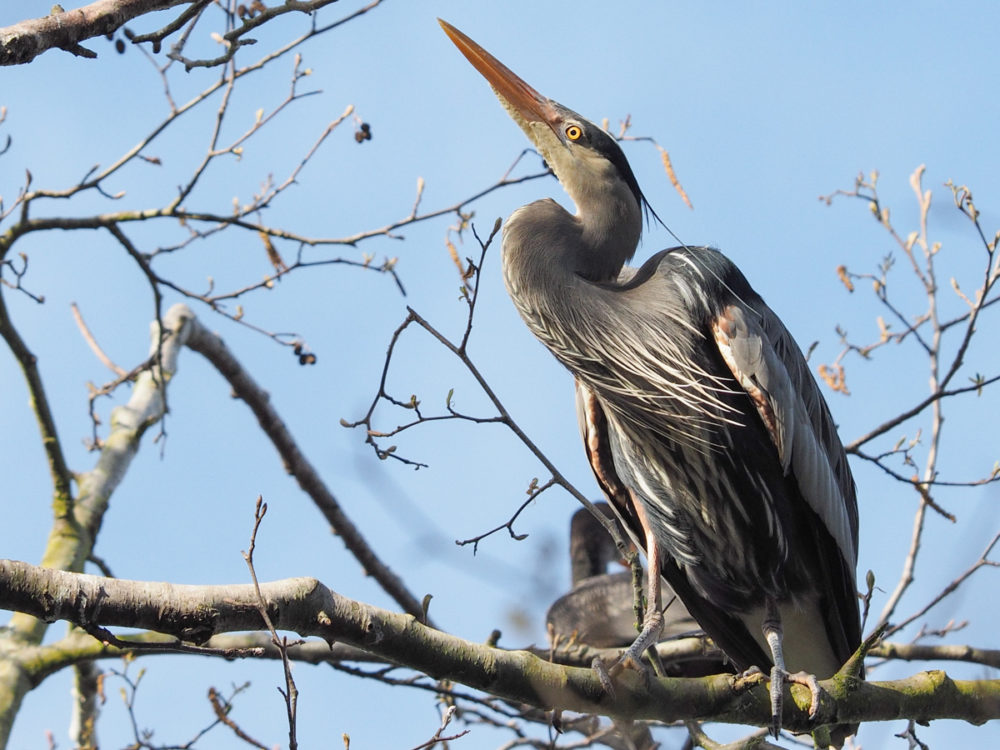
[
  {"x1": 591, "y1": 656, "x2": 617, "y2": 698},
  {"x1": 617, "y1": 608, "x2": 664, "y2": 672},
  {"x1": 732, "y1": 665, "x2": 767, "y2": 693},
  {"x1": 590, "y1": 653, "x2": 656, "y2": 700},
  {"x1": 768, "y1": 666, "x2": 823, "y2": 738},
  {"x1": 591, "y1": 610, "x2": 664, "y2": 695},
  {"x1": 786, "y1": 670, "x2": 823, "y2": 719},
  {"x1": 590, "y1": 646, "x2": 655, "y2": 696}
]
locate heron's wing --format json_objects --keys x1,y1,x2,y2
[
  {"x1": 711, "y1": 302, "x2": 858, "y2": 569},
  {"x1": 713, "y1": 299, "x2": 862, "y2": 668},
  {"x1": 576, "y1": 379, "x2": 648, "y2": 555}
]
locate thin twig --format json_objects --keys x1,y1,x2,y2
[
  {"x1": 208, "y1": 687, "x2": 270, "y2": 750},
  {"x1": 70, "y1": 302, "x2": 127, "y2": 376},
  {"x1": 344, "y1": 224, "x2": 631, "y2": 556},
  {"x1": 883, "y1": 532, "x2": 1000, "y2": 638},
  {"x1": 242, "y1": 496, "x2": 300, "y2": 750}
]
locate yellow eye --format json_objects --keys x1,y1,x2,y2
[{"x1": 565, "y1": 125, "x2": 583, "y2": 141}]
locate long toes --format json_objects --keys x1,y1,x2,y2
[
  {"x1": 769, "y1": 668, "x2": 825, "y2": 729},
  {"x1": 591, "y1": 657, "x2": 616, "y2": 698},
  {"x1": 619, "y1": 642, "x2": 652, "y2": 673},
  {"x1": 731, "y1": 665, "x2": 767, "y2": 694},
  {"x1": 591, "y1": 612, "x2": 666, "y2": 697},
  {"x1": 607, "y1": 611, "x2": 665, "y2": 675},
  {"x1": 591, "y1": 651, "x2": 655, "y2": 699},
  {"x1": 785, "y1": 670, "x2": 824, "y2": 720},
  {"x1": 623, "y1": 615, "x2": 664, "y2": 664}
]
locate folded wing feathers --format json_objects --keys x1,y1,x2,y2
[{"x1": 713, "y1": 303, "x2": 857, "y2": 567}]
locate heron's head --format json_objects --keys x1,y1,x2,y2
[{"x1": 440, "y1": 20, "x2": 650, "y2": 227}]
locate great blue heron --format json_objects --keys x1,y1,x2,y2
[{"x1": 440, "y1": 19, "x2": 861, "y2": 742}]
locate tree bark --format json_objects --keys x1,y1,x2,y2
[
  {"x1": 2, "y1": 558, "x2": 999, "y2": 737},
  {"x1": 0, "y1": 0, "x2": 188, "y2": 65}
]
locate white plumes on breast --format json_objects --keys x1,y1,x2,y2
[
  {"x1": 563, "y1": 283, "x2": 746, "y2": 452},
  {"x1": 502, "y1": 205, "x2": 744, "y2": 451}
]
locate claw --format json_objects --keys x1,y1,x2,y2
[
  {"x1": 617, "y1": 607, "x2": 665, "y2": 671},
  {"x1": 733, "y1": 664, "x2": 767, "y2": 692},
  {"x1": 592, "y1": 656, "x2": 616, "y2": 698},
  {"x1": 786, "y1": 669, "x2": 823, "y2": 720},
  {"x1": 769, "y1": 664, "x2": 783, "y2": 737},
  {"x1": 591, "y1": 604, "x2": 664, "y2": 696},
  {"x1": 767, "y1": 665, "x2": 824, "y2": 737}
]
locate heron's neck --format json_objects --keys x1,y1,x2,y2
[
  {"x1": 567, "y1": 171, "x2": 643, "y2": 282},
  {"x1": 501, "y1": 197, "x2": 638, "y2": 376}
]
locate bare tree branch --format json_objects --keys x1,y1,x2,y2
[
  {"x1": 68, "y1": 661, "x2": 100, "y2": 750},
  {"x1": 882, "y1": 532, "x2": 1000, "y2": 639},
  {"x1": 344, "y1": 222, "x2": 635, "y2": 560},
  {"x1": 243, "y1": 497, "x2": 299, "y2": 750},
  {"x1": 0, "y1": 282, "x2": 73, "y2": 519},
  {"x1": 0, "y1": 303, "x2": 191, "y2": 746},
  {"x1": 0, "y1": 0, "x2": 188, "y2": 65},
  {"x1": 823, "y1": 167, "x2": 1000, "y2": 638},
  {"x1": 3, "y1": 559, "x2": 1000, "y2": 732}
]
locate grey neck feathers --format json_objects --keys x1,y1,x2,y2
[
  {"x1": 576, "y1": 187, "x2": 642, "y2": 281},
  {"x1": 502, "y1": 186, "x2": 642, "y2": 300}
]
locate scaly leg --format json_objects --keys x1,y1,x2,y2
[
  {"x1": 608, "y1": 495, "x2": 665, "y2": 676},
  {"x1": 762, "y1": 598, "x2": 823, "y2": 738},
  {"x1": 593, "y1": 495, "x2": 665, "y2": 695},
  {"x1": 617, "y1": 511, "x2": 664, "y2": 670}
]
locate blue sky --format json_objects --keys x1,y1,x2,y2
[{"x1": 2, "y1": 1, "x2": 999, "y2": 748}]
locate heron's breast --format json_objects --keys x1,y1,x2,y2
[{"x1": 607, "y1": 414, "x2": 800, "y2": 610}]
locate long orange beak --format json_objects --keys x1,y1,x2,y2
[{"x1": 439, "y1": 19, "x2": 560, "y2": 131}]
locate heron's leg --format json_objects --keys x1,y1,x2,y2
[
  {"x1": 762, "y1": 598, "x2": 787, "y2": 737},
  {"x1": 762, "y1": 598, "x2": 823, "y2": 738},
  {"x1": 616, "y1": 496, "x2": 665, "y2": 670},
  {"x1": 592, "y1": 494, "x2": 664, "y2": 694}
]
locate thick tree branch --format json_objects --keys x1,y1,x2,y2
[
  {"x1": 4, "y1": 303, "x2": 192, "y2": 646},
  {"x1": 0, "y1": 288, "x2": 73, "y2": 518},
  {"x1": 0, "y1": 0, "x2": 188, "y2": 65},
  {"x1": 1, "y1": 559, "x2": 999, "y2": 733},
  {"x1": 69, "y1": 661, "x2": 100, "y2": 749},
  {"x1": 30, "y1": 628, "x2": 1000, "y2": 684},
  {"x1": 0, "y1": 304, "x2": 193, "y2": 746}
]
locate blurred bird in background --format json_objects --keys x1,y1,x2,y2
[
  {"x1": 546, "y1": 504, "x2": 722, "y2": 680},
  {"x1": 547, "y1": 505, "x2": 726, "y2": 750}
]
